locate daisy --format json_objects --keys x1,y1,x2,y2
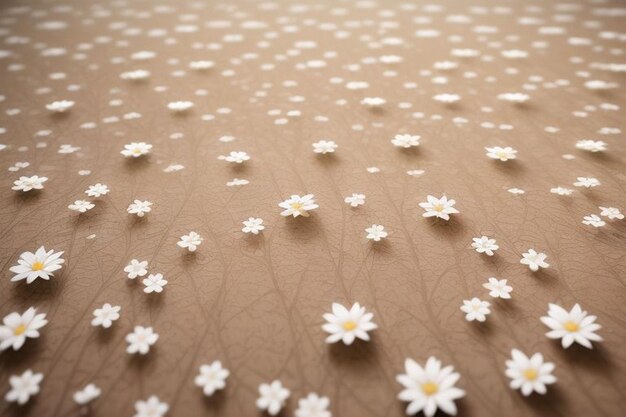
[
  {"x1": 91, "y1": 303, "x2": 121, "y2": 328},
  {"x1": 68, "y1": 199, "x2": 95, "y2": 213},
  {"x1": 344, "y1": 193, "x2": 365, "y2": 207},
  {"x1": 126, "y1": 326, "x2": 158, "y2": 354},
  {"x1": 599, "y1": 206, "x2": 623, "y2": 220},
  {"x1": 0, "y1": 307, "x2": 48, "y2": 351},
  {"x1": 575, "y1": 140, "x2": 607, "y2": 152},
  {"x1": 365, "y1": 224, "x2": 388, "y2": 241},
  {"x1": 322, "y1": 302, "x2": 377, "y2": 345},
  {"x1": 419, "y1": 195, "x2": 459, "y2": 221},
  {"x1": 550, "y1": 187, "x2": 574, "y2": 196},
  {"x1": 505, "y1": 349, "x2": 556, "y2": 396},
  {"x1": 167, "y1": 101, "x2": 194, "y2": 112},
  {"x1": 279, "y1": 194, "x2": 319, "y2": 217},
  {"x1": 124, "y1": 259, "x2": 148, "y2": 279},
  {"x1": 573, "y1": 177, "x2": 600, "y2": 188},
  {"x1": 177, "y1": 231, "x2": 203, "y2": 252},
  {"x1": 127, "y1": 200, "x2": 152, "y2": 217},
  {"x1": 5, "y1": 369, "x2": 43, "y2": 405},
  {"x1": 482, "y1": 278, "x2": 512, "y2": 299},
  {"x1": 73, "y1": 383, "x2": 101, "y2": 405},
  {"x1": 460, "y1": 298, "x2": 491, "y2": 322},
  {"x1": 85, "y1": 183, "x2": 109, "y2": 197},
  {"x1": 121, "y1": 142, "x2": 152, "y2": 158},
  {"x1": 256, "y1": 380, "x2": 290, "y2": 416},
  {"x1": 12, "y1": 175, "x2": 48, "y2": 192},
  {"x1": 10, "y1": 246, "x2": 65, "y2": 283},
  {"x1": 242, "y1": 217, "x2": 265, "y2": 234},
  {"x1": 295, "y1": 393, "x2": 331, "y2": 417},
  {"x1": 194, "y1": 361, "x2": 230, "y2": 396},
  {"x1": 582, "y1": 214, "x2": 605, "y2": 227},
  {"x1": 46, "y1": 100, "x2": 74, "y2": 112},
  {"x1": 471, "y1": 236, "x2": 499, "y2": 256},
  {"x1": 312, "y1": 140, "x2": 338, "y2": 154},
  {"x1": 520, "y1": 249, "x2": 549, "y2": 272},
  {"x1": 218, "y1": 151, "x2": 250, "y2": 164},
  {"x1": 134, "y1": 396, "x2": 169, "y2": 417},
  {"x1": 396, "y1": 357, "x2": 465, "y2": 417},
  {"x1": 485, "y1": 146, "x2": 517, "y2": 161},
  {"x1": 540, "y1": 303, "x2": 602, "y2": 349},
  {"x1": 391, "y1": 134, "x2": 421, "y2": 148},
  {"x1": 143, "y1": 273, "x2": 167, "y2": 293}
]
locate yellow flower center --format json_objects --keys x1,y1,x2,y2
[
  {"x1": 342, "y1": 321, "x2": 357, "y2": 331},
  {"x1": 523, "y1": 369, "x2": 538, "y2": 381},
  {"x1": 433, "y1": 204, "x2": 443, "y2": 212},
  {"x1": 290, "y1": 202, "x2": 303, "y2": 211},
  {"x1": 133, "y1": 148, "x2": 142, "y2": 154},
  {"x1": 564, "y1": 321, "x2": 579, "y2": 332},
  {"x1": 422, "y1": 382, "x2": 438, "y2": 395},
  {"x1": 497, "y1": 151, "x2": 507, "y2": 158},
  {"x1": 14, "y1": 324, "x2": 27, "y2": 336},
  {"x1": 32, "y1": 261, "x2": 44, "y2": 271}
]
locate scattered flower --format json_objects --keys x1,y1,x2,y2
[
  {"x1": 360, "y1": 97, "x2": 386, "y2": 107},
  {"x1": 46, "y1": 100, "x2": 74, "y2": 112},
  {"x1": 126, "y1": 326, "x2": 158, "y2": 354},
  {"x1": 471, "y1": 236, "x2": 499, "y2": 256},
  {"x1": 279, "y1": 194, "x2": 319, "y2": 218},
  {"x1": 167, "y1": 101, "x2": 194, "y2": 112},
  {"x1": 573, "y1": 177, "x2": 600, "y2": 188},
  {"x1": 550, "y1": 187, "x2": 574, "y2": 196},
  {"x1": 582, "y1": 214, "x2": 605, "y2": 228},
  {"x1": 295, "y1": 393, "x2": 331, "y2": 417},
  {"x1": 256, "y1": 380, "x2": 290, "y2": 416},
  {"x1": 485, "y1": 146, "x2": 517, "y2": 161},
  {"x1": 226, "y1": 178, "x2": 249, "y2": 187},
  {"x1": 143, "y1": 273, "x2": 168, "y2": 293},
  {"x1": 507, "y1": 188, "x2": 525, "y2": 194},
  {"x1": 433, "y1": 93, "x2": 461, "y2": 104},
  {"x1": 599, "y1": 206, "x2": 623, "y2": 220},
  {"x1": 218, "y1": 151, "x2": 250, "y2": 164},
  {"x1": 125, "y1": 259, "x2": 148, "y2": 279},
  {"x1": 73, "y1": 383, "x2": 101, "y2": 405},
  {"x1": 322, "y1": 302, "x2": 377, "y2": 345},
  {"x1": 85, "y1": 183, "x2": 109, "y2": 197},
  {"x1": 177, "y1": 231, "x2": 203, "y2": 252},
  {"x1": 505, "y1": 349, "x2": 556, "y2": 396},
  {"x1": 5, "y1": 369, "x2": 43, "y2": 405},
  {"x1": 0, "y1": 307, "x2": 48, "y2": 351},
  {"x1": 540, "y1": 303, "x2": 602, "y2": 349},
  {"x1": 575, "y1": 140, "x2": 606, "y2": 153},
  {"x1": 312, "y1": 140, "x2": 337, "y2": 154},
  {"x1": 419, "y1": 195, "x2": 459, "y2": 221},
  {"x1": 91, "y1": 303, "x2": 121, "y2": 328},
  {"x1": 392, "y1": 134, "x2": 421, "y2": 148},
  {"x1": 482, "y1": 278, "x2": 512, "y2": 299},
  {"x1": 242, "y1": 217, "x2": 265, "y2": 234},
  {"x1": 194, "y1": 361, "x2": 230, "y2": 397},
  {"x1": 134, "y1": 396, "x2": 169, "y2": 417},
  {"x1": 68, "y1": 199, "x2": 95, "y2": 213},
  {"x1": 127, "y1": 200, "x2": 152, "y2": 217},
  {"x1": 460, "y1": 298, "x2": 491, "y2": 322},
  {"x1": 344, "y1": 193, "x2": 365, "y2": 207},
  {"x1": 520, "y1": 249, "x2": 549, "y2": 272},
  {"x1": 12, "y1": 175, "x2": 48, "y2": 192},
  {"x1": 121, "y1": 142, "x2": 152, "y2": 158},
  {"x1": 365, "y1": 224, "x2": 388, "y2": 241},
  {"x1": 10, "y1": 246, "x2": 64, "y2": 283}
]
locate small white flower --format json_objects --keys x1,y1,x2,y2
[
  {"x1": 177, "y1": 231, "x2": 203, "y2": 252},
  {"x1": 599, "y1": 206, "x2": 623, "y2": 220},
  {"x1": 497, "y1": 93, "x2": 530, "y2": 103},
  {"x1": 485, "y1": 146, "x2": 517, "y2": 161},
  {"x1": 73, "y1": 383, "x2": 101, "y2": 405},
  {"x1": 433, "y1": 93, "x2": 461, "y2": 104},
  {"x1": 460, "y1": 298, "x2": 491, "y2": 322},
  {"x1": 407, "y1": 169, "x2": 425, "y2": 177},
  {"x1": 582, "y1": 214, "x2": 605, "y2": 227},
  {"x1": 256, "y1": 380, "x2": 290, "y2": 416},
  {"x1": 121, "y1": 142, "x2": 152, "y2": 158},
  {"x1": 360, "y1": 97, "x2": 386, "y2": 107},
  {"x1": 584, "y1": 80, "x2": 618, "y2": 90},
  {"x1": 85, "y1": 183, "x2": 109, "y2": 197},
  {"x1": 58, "y1": 144, "x2": 80, "y2": 154},
  {"x1": 68, "y1": 199, "x2": 95, "y2": 213},
  {"x1": 391, "y1": 134, "x2": 421, "y2": 148},
  {"x1": 189, "y1": 60, "x2": 215, "y2": 70},
  {"x1": 419, "y1": 195, "x2": 459, "y2": 221},
  {"x1": 167, "y1": 101, "x2": 194, "y2": 112},
  {"x1": 573, "y1": 177, "x2": 600, "y2": 188},
  {"x1": 471, "y1": 236, "x2": 499, "y2": 256},
  {"x1": 295, "y1": 393, "x2": 331, "y2": 417},
  {"x1": 576, "y1": 140, "x2": 607, "y2": 153},
  {"x1": 120, "y1": 69, "x2": 151, "y2": 81},
  {"x1": 12, "y1": 175, "x2": 48, "y2": 192},
  {"x1": 134, "y1": 395, "x2": 169, "y2": 417},
  {"x1": 505, "y1": 349, "x2": 556, "y2": 396},
  {"x1": 127, "y1": 200, "x2": 152, "y2": 217},
  {"x1": 143, "y1": 273, "x2": 167, "y2": 293},
  {"x1": 46, "y1": 100, "x2": 74, "y2": 112},
  {"x1": 279, "y1": 194, "x2": 319, "y2": 217},
  {"x1": 124, "y1": 259, "x2": 148, "y2": 279},
  {"x1": 540, "y1": 303, "x2": 602, "y2": 349},
  {"x1": 91, "y1": 303, "x2": 121, "y2": 328},
  {"x1": 365, "y1": 224, "x2": 388, "y2": 241},
  {"x1": 218, "y1": 151, "x2": 250, "y2": 164},
  {"x1": 126, "y1": 326, "x2": 158, "y2": 354},
  {"x1": 507, "y1": 188, "x2": 525, "y2": 194},
  {"x1": 194, "y1": 361, "x2": 230, "y2": 397},
  {"x1": 5, "y1": 369, "x2": 43, "y2": 405},
  {"x1": 0, "y1": 307, "x2": 48, "y2": 351},
  {"x1": 550, "y1": 186, "x2": 574, "y2": 196},
  {"x1": 226, "y1": 178, "x2": 249, "y2": 187},
  {"x1": 242, "y1": 217, "x2": 265, "y2": 234},
  {"x1": 483, "y1": 278, "x2": 512, "y2": 299},
  {"x1": 312, "y1": 140, "x2": 337, "y2": 154},
  {"x1": 344, "y1": 193, "x2": 365, "y2": 207},
  {"x1": 396, "y1": 357, "x2": 465, "y2": 417},
  {"x1": 520, "y1": 249, "x2": 549, "y2": 272},
  {"x1": 322, "y1": 302, "x2": 377, "y2": 345},
  {"x1": 10, "y1": 246, "x2": 64, "y2": 284}
]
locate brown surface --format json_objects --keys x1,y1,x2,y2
[{"x1": 1, "y1": 0, "x2": 626, "y2": 416}]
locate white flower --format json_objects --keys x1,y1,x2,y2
[
  {"x1": 120, "y1": 69, "x2": 151, "y2": 81},
  {"x1": 126, "y1": 326, "x2": 158, "y2": 354},
  {"x1": 322, "y1": 302, "x2": 377, "y2": 345},
  {"x1": 167, "y1": 101, "x2": 194, "y2": 112},
  {"x1": 471, "y1": 236, "x2": 498, "y2": 256},
  {"x1": 396, "y1": 357, "x2": 465, "y2": 417},
  {"x1": 540, "y1": 303, "x2": 602, "y2": 349},
  {"x1": 127, "y1": 200, "x2": 152, "y2": 217},
  {"x1": 0, "y1": 307, "x2": 48, "y2": 351},
  {"x1": 177, "y1": 231, "x2": 203, "y2": 252},
  {"x1": 505, "y1": 349, "x2": 556, "y2": 396},
  {"x1": 312, "y1": 140, "x2": 337, "y2": 154},
  {"x1": 584, "y1": 80, "x2": 618, "y2": 90},
  {"x1": 73, "y1": 383, "x2": 101, "y2": 405},
  {"x1": 392, "y1": 134, "x2": 421, "y2": 148},
  {"x1": 143, "y1": 273, "x2": 167, "y2": 293},
  {"x1": 218, "y1": 151, "x2": 250, "y2": 164},
  {"x1": 295, "y1": 393, "x2": 331, "y2": 417},
  {"x1": 12, "y1": 175, "x2": 48, "y2": 192},
  {"x1": 242, "y1": 217, "x2": 265, "y2": 234},
  {"x1": 344, "y1": 193, "x2": 365, "y2": 207},
  {"x1": 582, "y1": 214, "x2": 605, "y2": 227},
  {"x1": 419, "y1": 195, "x2": 459, "y2": 221},
  {"x1": 485, "y1": 146, "x2": 517, "y2": 161},
  {"x1": 573, "y1": 177, "x2": 600, "y2": 188},
  {"x1": 360, "y1": 97, "x2": 386, "y2": 107},
  {"x1": 599, "y1": 206, "x2": 623, "y2": 220},
  {"x1": 507, "y1": 188, "x2": 525, "y2": 194},
  {"x1": 68, "y1": 199, "x2": 95, "y2": 213},
  {"x1": 189, "y1": 60, "x2": 215, "y2": 70},
  {"x1": 365, "y1": 224, "x2": 388, "y2": 241},
  {"x1": 433, "y1": 93, "x2": 461, "y2": 104},
  {"x1": 5, "y1": 369, "x2": 43, "y2": 405},
  {"x1": 497, "y1": 93, "x2": 530, "y2": 103},
  {"x1": 520, "y1": 249, "x2": 549, "y2": 272},
  {"x1": 279, "y1": 194, "x2": 319, "y2": 217},
  {"x1": 575, "y1": 139, "x2": 607, "y2": 152},
  {"x1": 124, "y1": 259, "x2": 148, "y2": 279},
  {"x1": 550, "y1": 186, "x2": 573, "y2": 196},
  {"x1": 407, "y1": 169, "x2": 425, "y2": 177},
  {"x1": 256, "y1": 380, "x2": 290, "y2": 416},
  {"x1": 194, "y1": 361, "x2": 230, "y2": 396},
  {"x1": 58, "y1": 144, "x2": 80, "y2": 154},
  {"x1": 91, "y1": 303, "x2": 121, "y2": 328},
  {"x1": 226, "y1": 178, "x2": 249, "y2": 187},
  {"x1": 460, "y1": 298, "x2": 491, "y2": 322},
  {"x1": 10, "y1": 246, "x2": 65, "y2": 283},
  {"x1": 482, "y1": 278, "x2": 512, "y2": 299},
  {"x1": 121, "y1": 142, "x2": 152, "y2": 158},
  {"x1": 85, "y1": 183, "x2": 109, "y2": 197},
  {"x1": 134, "y1": 395, "x2": 169, "y2": 417},
  {"x1": 46, "y1": 100, "x2": 74, "y2": 112}
]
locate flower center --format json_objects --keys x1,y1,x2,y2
[
  {"x1": 14, "y1": 324, "x2": 27, "y2": 336},
  {"x1": 497, "y1": 151, "x2": 507, "y2": 158},
  {"x1": 342, "y1": 321, "x2": 357, "y2": 331},
  {"x1": 564, "y1": 321, "x2": 579, "y2": 332},
  {"x1": 433, "y1": 204, "x2": 444, "y2": 212},
  {"x1": 523, "y1": 369, "x2": 538, "y2": 381},
  {"x1": 422, "y1": 382, "x2": 438, "y2": 395},
  {"x1": 32, "y1": 261, "x2": 44, "y2": 271},
  {"x1": 290, "y1": 202, "x2": 303, "y2": 211},
  {"x1": 133, "y1": 148, "x2": 142, "y2": 154}
]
